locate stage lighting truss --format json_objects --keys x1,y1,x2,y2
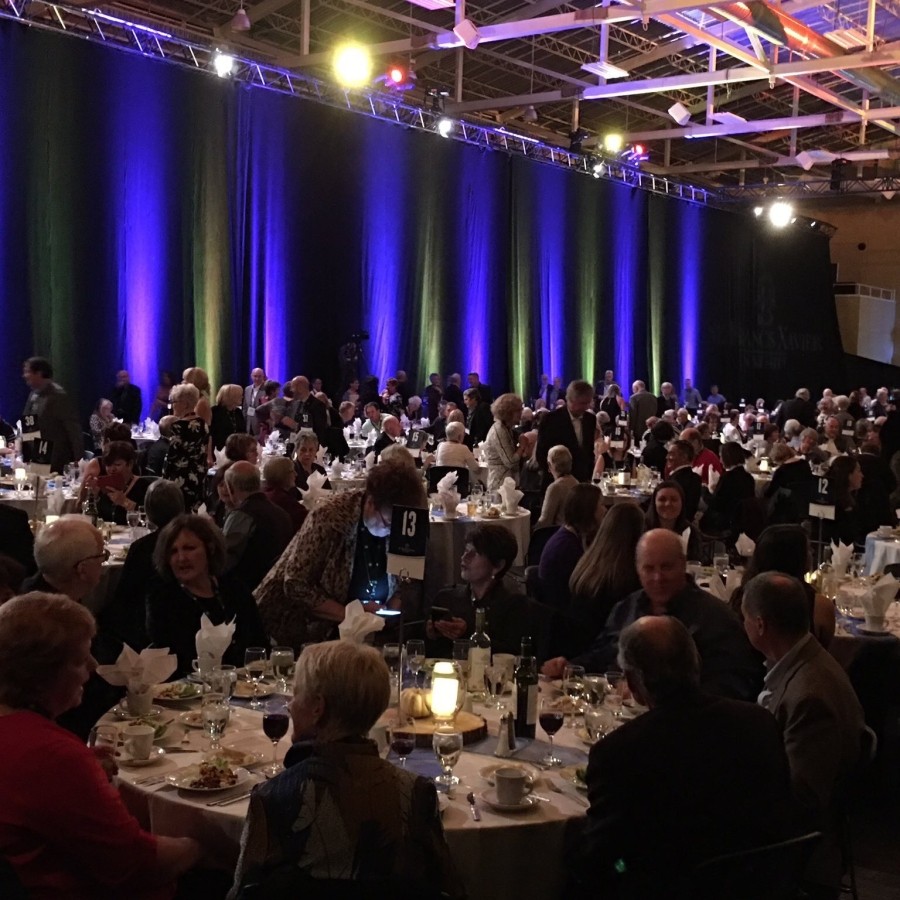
[{"x1": 1, "y1": 0, "x2": 715, "y2": 209}]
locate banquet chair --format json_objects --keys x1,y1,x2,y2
[
  {"x1": 838, "y1": 725, "x2": 879, "y2": 900},
  {"x1": 527, "y1": 525, "x2": 559, "y2": 567},
  {"x1": 688, "y1": 831, "x2": 822, "y2": 900}
]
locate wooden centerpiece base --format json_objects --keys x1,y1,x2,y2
[{"x1": 381, "y1": 708, "x2": 487, "y2": 748}]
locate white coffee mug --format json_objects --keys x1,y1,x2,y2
[
  {"x1": 123, "y1": 724, "x2": 155, "y2": 760},
  {"x1": 864, "y1": 615, "x2": 885, "y2": 632},
  {"x1": 126, "y1": 688, "x2": 153, "y2": 717},
  {"x1": 495, "y1": 766, "x2": 528, "y2": 805}
]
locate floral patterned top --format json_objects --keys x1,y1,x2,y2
[{"x1": 163, "y1": 415, "x2": 209, "y2": 510}]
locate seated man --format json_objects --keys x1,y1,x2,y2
[
  {"x1": 680, "y1": 426, "x2": 724, "y2": 485},
  {"x1": 543, "y1": 529, "x2": 763, "y2": 701},
  {"x1": 371, "y1": 415, "x2": 403, "y2": 460},
  {"x1": 664, "y1": 439, "x2": 702, "y2": 523},
  {"x1": 581, "y1": 616, "x2": 793, "y2": 899},
  {"x1": 742, "y1": 572, "x2": 865, "y2": 897},
  {"x1": 221, "y1": 461, "x2": 293, "y2": 591},
  {"x1": 359, "y1": 400, "x2": 388, "y2": 439}
]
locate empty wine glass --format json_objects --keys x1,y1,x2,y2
[
  {"x1": 270, "y1": 646, "x2": 295, "y2": 694},
  {"x1": 538, "y1": 697, "x2": 564, "y2": 766},
  {"x1": 244, "y1": 647, "x2": 268, "y2": 710},
  {"x1": 405, "y1": 640, "x2": 425, "y2": 688},
  {"x1": 484, "y1": 665, "x2": 505, "y2": 709},
  {"x1": 584, "y1": 707, "x2": 613, "y2": 743},
  {"x1": 382, "y1": 643, "x2": 401, "y2": 691},
  {"x1": 604, "y1": 670, "x2": 627, "y2": 717},
  {"x1": 201, "y1": 692, "x2": 229, "y2": 751},
  {"x1": 452, "y1": 640, "x2": 471, "y2": 687},
  {"x1": 262, "y1": 699, "x2": 290, "y2": 776},
  {"x1": 87, "y1": 724, "x2": 119, "y2": 753},
  {"x1": 389, "y1": 715, "x2": 417, "y2": 768},
  {"x1": 433, "y1": 728, "x2": 463, "y2": 788},
  {"x1": 563, "y1": 664, "x2": 585, "y2": 727}
]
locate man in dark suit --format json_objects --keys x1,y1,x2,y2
[
  {"x1": 742, "y1": 573, "x2": 864, "y2": 896},
  {"x1": 110, "y1": 370, "x2": 143, "y2": 425},
  {"x1": 628, "y1": 380, "x2": 658, "y2": 438},
  {"x1": 0, "y1": 504, "x2": 36, "y2": 575},
  {"x1": 535, "y1": 380, "x2": 597, "y2": 484},
  {"x1": 21, "y1": 356, "x2": 83, "y2": 474},
  {"x1": 467, "y1": 372, "x2": 492, "y2": 405},
  {"x1": 665, "y1": 440, "x2": 702, "y2": 523},
  {"x1": 776, "y1": 387, "x2": 817, "y2": 430},
  {"x1": 281, "y1": 376, "x2": 328, "y2": 444},
  {"x1": 371, "y1": 416, "x2": 403, "y2": 460},
  {"x1": 581, "y1": 615, "x2": 793, "y2": 898},
  {"x1": 463, "y1": 388, "x2": 493, "y2": 445},
  {"x1": 242, "y1": 367, "x2": 267, "y2": 436}
]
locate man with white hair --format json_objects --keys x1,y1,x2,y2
[
  {"x1": 777, "y1": 387, "x2": 817, "y2": 430},
  {"x1": 656, "y1": 381, "x2": 678, "y2": 417},
  {"x1": 243, "y1": 367, "x2": 267, "y2": 436},
  {"x1": 433, "y1": 421, "x2": 480, "y2": 474},
  {"x1": 628, "y1": 380, "x2": 657, "y2": 438},
  {"x1": 371, "y1": 415, "x2": 404, "y2": 460}
]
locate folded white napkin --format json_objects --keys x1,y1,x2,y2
[
  {"x1": 196, "y1": 502, "x2": 209, "y2": 517},
  {"x1": 707, "y1": 468, "x2": 720, "y2": 491},
  {"x1": 436, "y1": 471, "x2": 459, "y2": 494},
  {"x1": 499, "y1": 476, "x2": 523, "y2": 513},
  {"x1": 681, "y1": 527, "x2": 692, "y2": 555},
  {"x1": 195, "y1": 614, "x2": 236, "y2": 668},
  {"x1": 338, "y1": 600, "x2": 385, "y2": 643},
  {"x1": 96, "y1": 644, "x2": 177, "y2": 691},
  {"x1": 214, "y1": 446, "x2": 229, "y2": 468},
  {"x1": 735, "y1": 533, "x2": 756, "y2": 558},
  {"x1": 365, "y1": 451, "x2": 376, "y2": 470},
  {"x1": 300, "y1": 470, "x2": 331, "y2": 513},
  {"x1": 330, "y1": 459, "x2": 344, "y2": 480},
  {"x1": 46, "y1": 489, "x2": 65, "y2": 515},
  {"x1": 863, "y1": 574, "x2": 899, "y2": 618},
  {"x1": 343, "y1": 426, "x2": 353, "y2": 441},
  {"x1": 830, "y1": 541, "x2": 853, "y2": 576}
]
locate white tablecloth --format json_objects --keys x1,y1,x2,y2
[
  {"x1": 0, "y1": 488, "x2": 79, "y2": 517},
  {"x1": 115, "y1": 696, "x2": 589, "y2": 900},
  {"x1": 863, "y1": 531, "x2": 900, "y2": 575},
  {"x1": 425, "y1": 508, "x2": 531, "y2": 598}
]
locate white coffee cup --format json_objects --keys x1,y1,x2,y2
[
  {"x1": 126, "y1": 688, "x2": 153, "y2": 717},
  {"x1": 864, "y1": 615, "x2": 885, "y2": 632},
  {"x1": 494, "y1": 766, "x2": 529, "y2": 806},
  {"x1": 123, "y1": 723, "x2": 155, "y2": 760}
]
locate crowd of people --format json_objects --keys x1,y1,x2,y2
[{"x1": 0, "y1": 357, "x2": 892, "y2": 899}]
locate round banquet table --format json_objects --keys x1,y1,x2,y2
[
  {"x1": 863, "y1": 531, "x2": 900, "y2": 576},
  {"x1": 113, "y1": 692, "x2": 589, "y2": 900},
  {"x1": 425, "y1": 508, "x2": 531, "y2": 599},
  {"x1": 0, "y1": 486, "x2": 79, "y2": 517}
]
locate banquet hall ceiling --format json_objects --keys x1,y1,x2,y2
[{"x1": 29, "y1": 0, "x2": 900, "y2": 193}]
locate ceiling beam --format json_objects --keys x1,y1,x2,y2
[{"x1": 655, "y1": 148, "x2": 893, "y2": 174}]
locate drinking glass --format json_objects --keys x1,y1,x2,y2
[
  {"x1": 262, "y1": 699, "x2": 290, "y2": 776},
  {"x1": 210, "y1": 664, "x2": 237, "y2": 702},
  {"x1": 382, "y1": 643, "x2": 401, "y2": 689},
  {"x1": 389, "y1": 715, "x2": 417, "y2": 768},
  {"x1": 270, "y1": 646, "x2": 295, "y2": 694},
  {"x1": 584, "y1": 707, "x2": 612, "y2": 743},
  {"x1": 201, "y1": 693, "x2": 229, "y2": 751},
  {"x1": 87, "y1": 724, "x2": 119, "y2": 752},
  {"x1": 244, "y1": 647, "x2": 268, "y2": 710},
  {"x1": 126, "y1": 509, "x2": 141, "y2": 540},
  {"x1": 713, "y1": 554, "x2": 730, "y2": 579},
  {"x1": 433, "y1": 728, "x2": 463, "y2": 788},
  {"x1": 563, "y1": 664, "x2": 585, "y2": 727},
  {"x1": 604, "y1": 670, "x2": 627, "y2": 717},
  {"x1": 583, "y1": 675, "x2": 606, "y2": 709},
  {"x1": 452, "y1": 640, "x2": 472, "y2": 686},
  {"x1": 405, "y1": 640, "x2": 426, "y2": 688},
  {"x1": 538, "y1": 697, "x2": 564, "y2": 766},
  {"x1": 484, "y1": 665, "x2": 505, "y2": 709}
]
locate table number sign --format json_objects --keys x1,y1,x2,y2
[
  {"x1": 611, "y1": 417, "x2": 628, "y2": 450},
  {"x1": 20, "y1": 414, "x2": 53, "y2": 470},
  {"x1": 387, "y1": 505, "x2": 429, "y2": 580},
  {"x1": 809, "y1": 476, "x2": 836, "y2": 520},
  {"x1": 405, "y1": 430, "x2": 429, "y2": 458}
]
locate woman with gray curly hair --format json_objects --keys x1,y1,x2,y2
[
  {"x1": 482, "y1": 392, "x2": 525, "y2": 490},
  {"x1": 230, "y1": 640, "x2": 462, "y2": 898},
  {"x1": 163, "y1": 382, "x2": 210, "y2": 510},
  {"x1": 0, "y1": 592, "x2": 199, "y2": 894}
]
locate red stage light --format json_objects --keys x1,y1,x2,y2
[{"x1": 388, "y1": 66, "x2": 405, "y2": 84}]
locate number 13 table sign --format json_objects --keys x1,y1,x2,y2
[{"x1": 388, "y1": 506, "x2": 430, "y2": 581}]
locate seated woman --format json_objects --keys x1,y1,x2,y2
[
  {"x1": 568, "y1": 503, "x2": 644, "y2": 644},
  {"x1": 262, "y1": 456, "x2": 306, "y2": 534},
  {"x1": 95, "y1": 441, "x2": 152, "y2": 525},
  {"x1": 764, "y1": 442, "x2": 817, "y2": 525},
  {"x1": 293, "y1": 431, "x2": 330, "y2": 493},
  {"x1": 255, "y1": 462, "x2": 426, "y2": 651},
  {"x1": 640, "y1": 420, "x2": 675, "y2": 472},
  {"x1": 209, "y1": 384, "x2": 246, "y2": 453},
  {"x1": 729, "y1": 525, "x2": 835, "y2": 647},
  {"x1": 700, "y1": 440, "x2": 755, "y2": 536},
  {"x1": 535, "y1": 445, "x2": 578, "y2": 529},
  {"x1": 425, "y1": 524, "x2": 541, "y2": 659},
  {"x1": 163, "y1": 383, "x2": 210, "y2": 512},
  {"x1": 537, "y1": 483, "x2": 605, "y2": 611},
  {"x1": 230, "y1": 641, "x2": 462, "y2": 899},
  {"x1": 147, "y1": 515, "x2": 268, "y2": 677},
  {"x1": 825, "y1": 455, "x2": 865, "y2": 547},
  {"x1": 208, "y1": 432, "x2": 260, "y2": 525},
  {"x1": 645, "y1": 480, "x2": 702, "y2": 561},
  {"x1": 88, "y1": 397, "x2": 115, "y2": 452},
  {"x1": 0, "y1": 592, "x2": 199, "y2": 896},
  {"x1": 79, "y1": 421, "x2": 135, "y2": 503},
  {"x1": 433, "y1": 420, "x2": 480, "y2": 474}
]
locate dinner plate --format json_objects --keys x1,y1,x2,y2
[
  {"x1": 558, "y1": 765, "x2": 589, "y2": 792},
  {"x1": 166, "y1": 765, "x2": 252, "y2": 792},
  {"x1": 178, "y1": 710, "x2": 204, "y2": 729},
  {"x1": 233, "y1": 680, "x2": 277, "y2": 699},
  {"x1": 479, "y1": 762, "x2": 535, "y2": 789},
  {"x1": 154, "y1": 681, "x2": 203, "y2": 703},
  {"x1": 478, "y1": 788, "x2": 540, "y2": 813},
  {"x1": 210, "y1": 747, "x2": 265, "y2": 769},
  {"x1": 112, "y1": 704, "x2": 164, "y2": 721},
  {"x1": 117, "y1": 746, "x2": 166, "y2": 767}
]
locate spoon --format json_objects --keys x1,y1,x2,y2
[{"x1": 466, "y1": 791, "x2": 481, "y2": 821}]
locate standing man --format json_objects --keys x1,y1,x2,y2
[
  {"x1": 21, "y1": 357, "x2": 83, "y2": 475},
  {"x1": 281, "y1": 376, "x2": 327, "y2": 443},
  {"x1": 444, "y1": 373, "x2": 465, "y2": 408},
  {"x1": 656, "y1": 381, "x2": 679, "y2": 417},
  {"x1": 535, "y1": 380, "x2": 596, "y2": 484},
  {"x1": 424, "y1": 373, "x2": 443, "y2": 423},
  {"x1": 110, "y1": 370, "x2": 142, "y2": 425},
  {"x1": 682, "y1": 378, "x2": 702, "y2": 416},
  {"x1": 463, "y1": 388, "x2": 493, "y2": 445},
  {"x1": 243, "y1": 367, "x2": 267, "y2": 437},
  {"x1": 628, "y1": 380, "x2": 658, "y2": 439},
  {"x1": 467, "y1": 372, "x2": 492, "y2": 405}
]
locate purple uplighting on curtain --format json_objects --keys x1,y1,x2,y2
[
  {"x1": 537, "y1": 172, "x2": 567, "y2": 380},
  {"x1": 679, "y1": 204, "x2": 701, "y2": 386},
  {"x1": 611, "y1": 184, "x2": 641, "y2": 389}
]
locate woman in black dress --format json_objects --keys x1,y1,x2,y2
[
  {"x1": 209, "y1": 384, "x2": 246, "y2": 452},
  {"x1": 96, "y1": 441, "x2": 152, "y2": 525},
  {"x1": 163, "y1": 383, "x2": 209, "y2": 511}
]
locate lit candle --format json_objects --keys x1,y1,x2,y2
[
  {"x1": 430, "y1": 661, "x2": 461, "y2": 721},
  {"x1": 44, "y1": 515, "x2": 59, "y2": 525},
  {"x1": 14, "y1": 467, "x2": 26, "y2": 483}
]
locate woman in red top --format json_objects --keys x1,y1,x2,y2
[{"x1": 0, "y1": 592, "x2": 199, "y2": 898}]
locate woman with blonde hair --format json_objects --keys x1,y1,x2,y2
[
  {"x1": 182, "y1": 366, "x2": 212, "y2": 426},
  {"x1": 163, "y1": 382, "x2": 209, "y2": 510},
  {"x1": 210, "y1": 384, "x2": 246, "y2": 452},
  {"x1": 482, "y1": 392, "x2": 525, "y2": 490}
]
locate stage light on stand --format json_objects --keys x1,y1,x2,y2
[
  {"x1": 334, "y1": 43, "x2": 372, "y2": 88},
  {"x1": 603, "y1": 133, "x2": 624, "y2": 154},
  {"x1": 437, "y1": 117, "x2": 453, "y2": 138},
  {"x1": 382, "y1": 60, "x2": 416, "y2": 91},
  {"x1": 523, "y1": 105, "x2": 538, "y2": 124},
  {"x1": 767, "y1": 200, "x2": 794, "y2": 228},
  {"x1": 213, "y1": 51, "x2": 236, "y2": 77}
]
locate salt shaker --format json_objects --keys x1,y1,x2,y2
[{"x1": 495, "y1": 712, "x2": 514, "y2": 758}]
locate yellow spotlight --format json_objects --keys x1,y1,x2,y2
[
  {"x1": 333, "y1": 43, "x2": 372, "y2": 88},
  {"x1": 603, "y1": 133, "x2": 624, "y2": 154}
]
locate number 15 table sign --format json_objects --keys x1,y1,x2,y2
[{"x1": 387, "y1": 506, "x2": 430, "y2": 580}]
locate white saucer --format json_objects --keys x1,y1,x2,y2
[
  {"x1": 858, "y1": 626, "x2": 892, "y2": 636},
  {"x1": 479, "y1": 788, "x2": 539, "y2": 812},
  {"x1": 117, "y1": 746, "x2": 166, "y2": 767},
  {"x1": 112, "y1": 704, "x2": 164, "y2": 721}
]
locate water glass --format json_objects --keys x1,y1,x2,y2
[
  {"x1": 126, "y1": 509, "x2": 141, "y2": 540},
  {"x1": 563, "y1": 664, "x2": 585, "y2": 727},
  {"x1": 210, "y1": 664, "x2": 238, "y2": 701},
  {"x1": 87, "y1": 724, "x2": 119, "y2": 752},
  {"x1": 405, "y1": 640, "x2": 426, "y2": 688},
  {"x1": 433, "y1": 728, "x2": 463, "y2": 788},
  {"x1": 452, "y1": 640, "x2": 472, "y2": 684},
  {"x1": 713, "y1": 554, "x2": 730, "y2": 579},
  {"x1": 201, "y1": 693, "x2": 229, "y2": 751},
  {"x1": 604, "y1": 670, "x2": 627, "y2": 717},
  {"x1": 584, "y1": 707, "x2": 613, "y2": 743},
  {"x1": 244, "y1": 647, "x2": 268, "y2": 710},
  {"x1": 483, "y1": 665, "x2": 505, "y2": 709},
  {"x1": 270, "y1": 646, "x2": 295, "y2": 694}
]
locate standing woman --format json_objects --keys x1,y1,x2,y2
[
  {"x1": 210, "y1": 384, "x2": 246, "y2": 452},
  {"x1": 163, "y1": 383, "x2": 209, "y2": 511},
  {"x1": 182, "y1": 367, "x2": 213, "y2": 427},
  {"x1": 482, "y1": 393, "x2": 525, "y2": 490},
  {"x1": 598, "y1": 383, "x2": 626, "y2": 432}
]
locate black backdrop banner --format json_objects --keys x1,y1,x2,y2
[{"x1": 0, "y1": 20, "x2": 845, "y2": 423}]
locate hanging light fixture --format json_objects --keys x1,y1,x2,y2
[{"x1": 230, "y1": 1, "x2": 251, "y2": 32}]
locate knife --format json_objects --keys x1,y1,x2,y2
[
  {"x1": 466, "y1": 791, "x2": 481, "y2": 821},
  {"x1": 206, "y1": 789, "x2": 254, "y2": 807}
]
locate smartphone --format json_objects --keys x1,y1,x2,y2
[
  {"x1": 96, "y1": 473, "x2": 126, "y2": 493},
  {"x1": 430, "y1": 606, "x2": 452, "y2": 623}
]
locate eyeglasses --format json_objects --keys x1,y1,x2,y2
[{"x1": 74, "y1": 548, "x2": 110, "y2": 568}]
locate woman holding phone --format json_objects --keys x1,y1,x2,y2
[{"x1": 95, "y1": 441, "x2": 152, "y2": 525}]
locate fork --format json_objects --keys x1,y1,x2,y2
[
  {"x1": 133, "y1": 774, "x2": 167, "y2": 787},
  {"x1": 546, "y1": 778, "x2": 589, "y2": 808}
]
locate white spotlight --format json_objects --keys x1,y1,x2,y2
[
  {"x1": 213, "y1": 51, "x2": 236, "y2": 77},
  {"x1": 333, "y1": 44, "x2": 372, "y2": 88},
  {"x1": 603, "y1": 133, "x2": 624, "y2": 154},
  {"x1": 437, "y1": 117, "x2": 453, "y2": 138},
  {"x1": 753, "y1": 206, "x2": 763, "y2": 217},
  {"x1": 767, "y1": 201, "x2": 794, "y2": 228}
]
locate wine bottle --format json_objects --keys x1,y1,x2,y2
[
  {"x1": 514, "y1": 636, "x2": 538, "y2": 739},
  {"x1": 82, "y1": 492, "x2": 99, "y2": 527},
  {"x1": 468, "y1": 608, "x2": 491, "y2": 701}
]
